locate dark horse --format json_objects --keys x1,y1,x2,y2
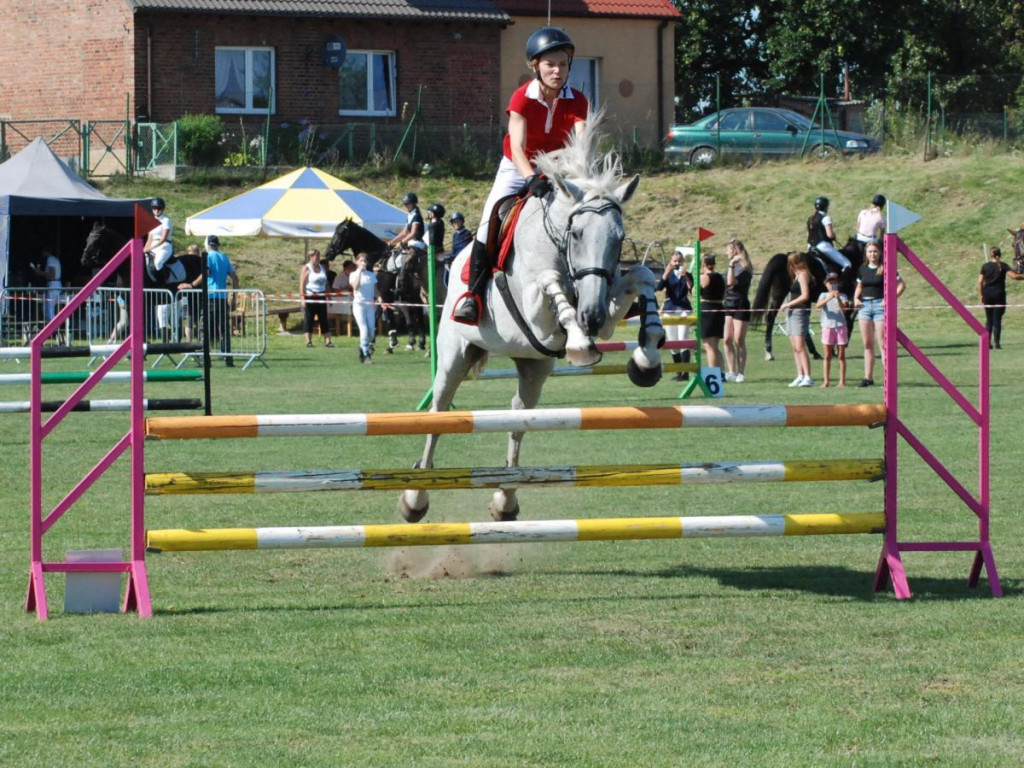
[
  {"x1": 81, "y1": 221, "x2": 201, "y2": 341},
  {"x1": 325, "y1": 218, "x2": 447, "y2": 349},
  {"x1": 751, "y1": 237, "x2": 863, "y2": 361}
]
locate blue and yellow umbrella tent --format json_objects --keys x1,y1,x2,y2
[{"x1": 185, "y1": 167, "x2": 406, "y2": 242}]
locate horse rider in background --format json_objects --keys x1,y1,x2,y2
[{"x1": 806, "y1": 195, "x2": 852, "y2": 274}]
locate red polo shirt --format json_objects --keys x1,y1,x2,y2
[{"x1": 502, "y1": 80, "x2": 589, "y2": 162}]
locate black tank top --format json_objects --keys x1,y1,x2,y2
[
  {"x1": 807, "y1": 211, "x2": 830, "y2": 245},
  {"x1": 701, "y1": 272, "x2": 725, "y2": 303},
  {"x1": 858, "y1": 264, "x2": 884, "y2": 300}
]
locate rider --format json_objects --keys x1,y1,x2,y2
[
  {"x1": 145, "y1": 196, "x2": 175, "y2": 279},
  {"x1": 451, "y1": 27, "x2": 589, "y2": 325},
  {"x1": 426, "y1": 203, "x2": 446, "y2": 254},
  {"x1": 449, "y1": 211, "x2": 473, "y2": 255},
  {"x1": 388, "y1": 192, "x2": 424, "y2": 249},
  {"x1": 806, "y1": 196, "x2": 851, "y2": 273}
]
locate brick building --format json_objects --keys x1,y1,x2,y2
[{"x1": 0, "y1": 0, "x2": 680, "y2": 155}]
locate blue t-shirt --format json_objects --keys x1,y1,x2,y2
[{"x1": 206, "y1": 249, "x2": 234, "y2": 294}]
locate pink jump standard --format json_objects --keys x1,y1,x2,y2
[
  {"x1": 874, "y1": 232, "x2": 999, "y2": 599},
  {"x1": 26, "y1": 231, "x2": 153, "y2": 620}
]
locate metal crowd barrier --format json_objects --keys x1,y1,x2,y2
[
  {"x1": 1, "y1": 287, "x2": 266, "y2": 370},
  {"x1": 174, "y1": 288, "x2": 268, "y2": 371}
]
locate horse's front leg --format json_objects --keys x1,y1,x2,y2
[
  {"x1": 398, "y1": 331, "x2": 485, "y2": 522},
  {"x1": 536, "y1": 269, "x2": 601, "y2": 366},
  {"x1": 600, "y1": 266, "x2": 665, "y2": 387},
  {"x1": 764, "y1": 308, "x2": 777, "y2": 361},
  {"x1": 488, "y1": 358, "x2": 554, "y2": 521}
]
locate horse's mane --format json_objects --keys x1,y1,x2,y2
[{"x1": 533, "y1": 108, "x2": 622, "y2": 199}]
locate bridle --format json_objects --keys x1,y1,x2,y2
[{"x1": 549, "y1": 197, "x2": 623, "y2": 287}]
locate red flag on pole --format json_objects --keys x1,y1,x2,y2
[
  {"x1": 698, "y1": 227, "x2": 715, "y2": 242},
  {"x1": 134, "y1": 203, "x2": 161, "y2": 239}
]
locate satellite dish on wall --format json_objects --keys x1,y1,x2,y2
[{"x1": 323, "y1": 35, "x2": 347, "y2": 69}]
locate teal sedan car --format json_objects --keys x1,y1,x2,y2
[{"x1": 664, "y1": 107, "x2": 880, "y2": 166}]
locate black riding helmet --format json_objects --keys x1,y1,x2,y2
[
  {"x1": 526, "y1": 27, "x2": 575, "y2": 65},
  {"x1": 450, "y1": 211, "x2": 465, "y2": 223},
  {"x1": 428, "y1": 203, "x2": 446, "y2": 219},
  {"x1": 872, "y1": 194, "x2": 886, "y2": 208},
  {"x1": 151, "y1": 197, "x2": 166, "y2": 210},
  {"x1": 402, "y1": 192, "x2": 418, "y2": 206},
  {"x1": 814, "y1": 196, "x2": 829, "y2": 212}
]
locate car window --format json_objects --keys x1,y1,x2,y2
[
  {"x1": 717, "y1": 111, "x2": 748, "y2": 131},
  {"x1": 753, "y1": 112, "x2": 791, "y2": 131}
]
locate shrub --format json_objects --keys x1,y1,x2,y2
[{"x1": 177, "y1": 113, "x2": 225, "y2": 166}]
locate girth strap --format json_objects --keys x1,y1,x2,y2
[{"x1": 493, "y1": 271, "x2": 566, "y2": 359}]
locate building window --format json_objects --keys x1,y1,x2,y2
[
  {"x1": 570, "y1": 58, "x2": 599, "y2": 106},
  {"x1": 215, "y1": 47, "x2": 275, "y2": 114},
  {"x1": 339, "y1": 51, "x2": 396, "y2": 116}
]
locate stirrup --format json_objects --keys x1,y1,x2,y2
[{"x1": 451, "y1": 293, "x2": 481, "y2": 325}]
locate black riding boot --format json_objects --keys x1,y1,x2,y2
[
  {"x1": 452, "y1": 240, "x2": 489, "y2": 326},
  {"x1": 672, "y1": 350, "x2": 691, "y2": 381}
]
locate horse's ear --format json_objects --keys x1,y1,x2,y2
[
  {"x1": 615, "y1": 174, "x2": 640, "y2": 206},
  {"x1": 552, "y1": 176, "x2": 584, "y2": 203}
]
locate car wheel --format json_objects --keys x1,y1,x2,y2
[
  {"x1": 690, "y1": 147, "x2": 717, "y2": 166},
  {"x1": 810, "y1": 144, "x2": 838, "y2": 159}
]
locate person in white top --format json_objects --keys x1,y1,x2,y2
[
  {"x1": 145, "y1": 196, "x2": 174, "y2": 274},
  {"x1": 33, "y1": 248, "x2": 63, "y2": 321},
  {"x1": 350, "y1": 252, "x2": 383, "y2": 363},
  {"x1": 856, "y1": 194, "x2": 886, "y2": 244},
  {"x1": 300, "y1": 248, "x2": 333, "y2": 348}
]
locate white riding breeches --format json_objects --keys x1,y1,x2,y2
[{"x1": 811, "y1": 241, "x2": 851, "y2": 271}]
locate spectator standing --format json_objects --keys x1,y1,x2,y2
[
  {"x1": 815, "y1": 272, "x2": 850, "y2": 387},
  {"x1": 853, "y1": 241, "x2": 906, "y2": 386},
  {"x1": 723, "y1": 238, "x2": 753, "y2": 383},
  {"x1": 300, "y1": 248, "x2": 333, "y2": 348},
  {"x1": 699, "y1": 254, "x2": 725, "y2": 371},
  {"x1": 426, "y1": 203, "x2": 446, "y2": 254},
  {"x1": 978, "y1": 246, "x2": 1024, "y2": 350},
  {"x1": 329, "y1": 259, "x2": 356, "y2": 336},
  {"x1": 33, "y1": 248, "x2": 63, "y2": 321},
  {"x1": 203, "y1": 235, "x2": 239, "y2": 367},
  {"x1": 656, "y1": 247, "x2": 694, "y2": 381},
  {"x1": 779, "y1": 251, "x2": 815, "y2": 387},
  {"x1": 351, "y1": 252, "x2": 382, "y2": 364}
]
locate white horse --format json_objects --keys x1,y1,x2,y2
[{"x1": 399, "y1": 120, "x2": 665, "y2": 522}]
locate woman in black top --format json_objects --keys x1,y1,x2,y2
[
  {"x1": 699, "y1": 254, "x2": 725, "y2": 370},
  {"x1": 977, "y1": 246, "x2": 1024, "y2": 349},
  {"x1": 657, "y1": 248, "x2": 695, "y2": 381},
  {"x1": 853, "y1": 241, "x2": 906, "y2": 386},
  {"x1": 723, "y1": 238, "x2": 753, "y2": 383}
]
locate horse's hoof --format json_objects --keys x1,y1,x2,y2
[
  {"x1": 626, "y1": 358, "x2": 662, "y2": 387},
  {"x1": 488, "y1": 501, "x2": 519, "y2": 521},
  {"x1": 398, "y1": 492, "x2": 428, "y2": 523},
  {"x1": 765, "y1": 351, "x2": 775, "y2": 362}
]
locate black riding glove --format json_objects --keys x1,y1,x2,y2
[{"x1": 519, "y1": 174, "x2": 552, "y2": 199}]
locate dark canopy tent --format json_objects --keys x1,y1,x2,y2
[{"x1": 0, "y1": 138, "x2": 146, "y2": 289}]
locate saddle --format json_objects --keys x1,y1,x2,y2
[{"x1": 461, "y1": 192, "x2": 530, "y2": 283}]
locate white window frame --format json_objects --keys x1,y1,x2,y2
[
  {"x1": 338, "y1": 50, "x2": 397, "y2": 117},
  {"x1": 570, "y1": 57, "x2": 600, "y2": 107},
  {"x1": 215, "y1": 46, "x2": 276, "y2": 115}
]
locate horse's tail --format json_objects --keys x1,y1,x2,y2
[
  {"x1": 751, "y1": 252, "x2": 789, "y2": 329},
  {"x1": 468, "y1": 352, "x2": 490, "y2": 380}
]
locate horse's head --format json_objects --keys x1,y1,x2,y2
[
  {"x1": 325, "y1": 218, "x2": 353, "y2": 262},
  {"x1": 533, "y1": 112, "x2": 639, "y2": 336},
  {"x1": 546, "y1": 173, "x2": 640, "y2": 336},
  {"x1": 81, "y1": 222, "x2": 109, "y2": 268}
]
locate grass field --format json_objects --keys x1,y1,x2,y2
[{"x1": 3, "y1": 156, "x2": 1024, "y2": 766}]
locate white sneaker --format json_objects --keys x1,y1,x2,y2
[
  {"x1": 735, "y1": 373, "x2": 745, "y2": 383},
  {"x1": 788, "y1": 376, "x2": 804, "y2": 387},
  {"x1": 725, "y1": 372, "x2": 736, "y2": 382},
  {"x1": 799, "y1": 376, "x2": 815, "y2": 387}
]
